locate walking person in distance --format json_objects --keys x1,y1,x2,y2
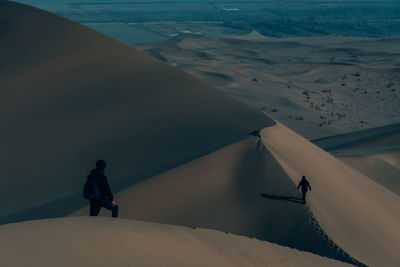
[{"x1": 297, "y1": 175, "x2": 312, "y2": 204}]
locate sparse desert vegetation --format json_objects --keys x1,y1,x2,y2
[{"x1": 138, "y1": 34, "x2": 400, "y2": 138}]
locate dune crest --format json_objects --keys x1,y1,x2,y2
[
  {"x1": 0, "y1": 1, "x2": 273, "y2": 224},
  {"x1": 339, "y1": 152, "x2": 400, "y2": 197},
  {"x1": 74, "y1": 136, "x2": 362, "y2": 265},
  {"x1": 260, "y1": 122, "x2": 400, "y2": 267},
  {"x1": 0, "y1": 217, "x2": 351, "y2": 267}
]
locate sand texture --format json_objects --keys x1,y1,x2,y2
[
  {"x1": 138, "y1": 33, "x2": 400, "y2": 139},
  {"x1": 260, "y1": 122, "x2": 400, "y2": 267},
  {"x1": 0, "y1": 217, "x2": 351, "y2": 267},
  {"x1": 313, "y1": 122, "x2": 400, "y2": 156},
  {"x1": 73, "y1": 137, "x2": 359, "y2": 264},
  {"x1": 313, "y1": 123, "x2": 400, "y2": 196},
  {"x1": 0, "y1": 1, "x2": 273, "y2": 224},
  {"x1": 74, "y1": 122, "x2": 400, "y2": 266},
  {"x1": 339, "y1": 152, "x2": 400, "y2": 197}
]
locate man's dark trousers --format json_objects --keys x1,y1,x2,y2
[{"x1": 90, "y1": 199, "x2": 119, "y2": 217}]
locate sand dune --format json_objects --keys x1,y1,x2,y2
[
  {"x1": 74, "y1": 136, "x2": 361, "y2": 265},
  {"x1": 340, "y1": 152, "x2": 400, "y2": 197},
  {"x1": 313, "y1": 122, "x2": 400, "y2": 196},
  {"x1": 313, "y1": 122, "x2": 400, "y2": 156},
  {"x1": 226, "y1": 30, "x2": 272, "y2": 41},
  {"x1": 138, "y1": 34, "x2": 400, "y2": 139},
  {"x1": 0, "y1": 1, "x2": 273, "y2": 224},
  {"x1": 0, "y1": 217, "x2": 350, "y2": 267},
  {"x1": 3, "y1": 1, "x2": 399, "y2": 266},
  {"x1": 260, "y1": 122, "x2": 400, "y2": 267},
  {"x1": 73, "y1": 120, "x2": 400, "y2": 266}
]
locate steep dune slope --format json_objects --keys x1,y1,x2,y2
[
  {"x1": 0, "y1": 217, "x2": 350, "y2": 267},
  {"x1": 312, "y1": 122, "x2": 400, "y2": 156},
  {"x1": 261, "y1": 123, "x2": 400, "y2": 267},
  {"x1": 74, "y1": 136, "x2": 359, "y2": 264},
  {"x1": 340, "y1": 152, "x2": 400, "y2": 196},
  {"x1": 312, "y1": 122, "x2": 400, "y2": 196},
  {"x1": 0, "y1": 1, "x2": 273, "y2": 224}
]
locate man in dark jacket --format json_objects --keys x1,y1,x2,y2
[
  {"x1": 88, "y1": 159, "x2": 119, "y2": 217},
  {"x1": 297, "y1": 176, "x2": 312, "y2": 204}
]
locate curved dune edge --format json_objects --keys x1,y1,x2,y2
[
  {"x1": 73, "y1": 136, "x2": 359, "y2": 264},
  {"x1": 0, "y1": 217, "x2": 350, "y2": 267},
  {"x1": 312, "y1": 123, "x2": 400, "y2": 156},
  {"x1": 0, "y1": 1, "x2": 273, "y2": 224},
  {"x1": 260, "y1": 122, "x2": 400, "y2": 267},
  {"x1": 339, "y1": 152, "x2": 400, "y2": 197}
]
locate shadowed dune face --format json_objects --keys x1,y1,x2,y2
[
  {"x1": 0, "y1": 1, "x2": 273, "y2": 224},
  {"x1": 74, "y1": 137, "x2": 359, "y2": 264},
  {"x1": 0, "y1": 217, "x2": 351, "y2": 267},
  {"x1": 261, "y1": 123, "x2": 400, "y2": 267}
]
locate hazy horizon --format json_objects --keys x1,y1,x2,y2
[{"x1": 13, "y1": 0, "x2": 400, "y2": 44}]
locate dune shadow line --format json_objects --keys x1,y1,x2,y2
[{"x1": 259, "y1": 193, "x2": 304, "y2": 204}]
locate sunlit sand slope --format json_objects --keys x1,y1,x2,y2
[
  {"x1": 261, "y1": 122, "x2": 400, "y2": 267},
  {"x1": 313, "y1": 123, "x2": 400, "y2": 196},
  {"x1": 0, "y1": 217, "x2": 351, "y2": 267},
  {"x1": 0, "y1": 1, "x2": 273, "y2": 224},
  {"x1": 313, "y1": 122, "x2": 400, "y2": 156},
  {"x1": 340, "y1": 152, "x2": 400, "y2": 197},
  {"x1": 74, "y1": 137, "x2": 360, "y2": 264}
]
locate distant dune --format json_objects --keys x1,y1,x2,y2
[
  {"x1": 0, "y1": 1, "x2": 273, "y2": 224},
  {"x1": 226, "y1": 30, "x2": 272, "y2": 41},
  {"x1": 0, "y1": 217, "x2": 351, "y2": 267},
  {"x1": 261, "y1": 122, "x2": 400, "y2": 266},
  {"x1": 313, "y1": 122, "x2": 400, "y2": 198},
  {"x1": 138, "y1": 34, "x2": 400, "y2": 139},
  {"x1": 340, "y1": 152, "x2": 400, "y2": 197},
  {"x1": 313, "y1": 122, "x2": 400, "y2": 156}
]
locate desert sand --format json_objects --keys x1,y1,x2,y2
[
  {"x1": 0, "y1": 1, "x2": 272, "y2": 224},
  {"x1": 312, "y1": 123, "x2": 400, "y2": 197},
  {"x1": 138, "y1": 33, "x2": 400, "y2": 139},
  {"x1": 74, "y1": 122, "x2": 400, "y2": 266},
  {"x1": 1, "y1": 1, "x2": 400, "y2": 267},
  {"x1": 0, "y1": 217, "x2": 351, "y2": 267},
  {"x1": 313, "y1": 122, "x2": 400, "y2": 156},
  {"x1": 73, "y1": 136, "x2": 359, "y2": 264},
  {"x1": 260, "y1": 122, "x2": 400, "y2": 267},
  {"x1": 340, "y1": 152, "x2": 400, "y2": 197}
]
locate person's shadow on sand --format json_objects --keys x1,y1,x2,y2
[{"x1": 259, "y1": 193, "x2": 304, "y2": 204}]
